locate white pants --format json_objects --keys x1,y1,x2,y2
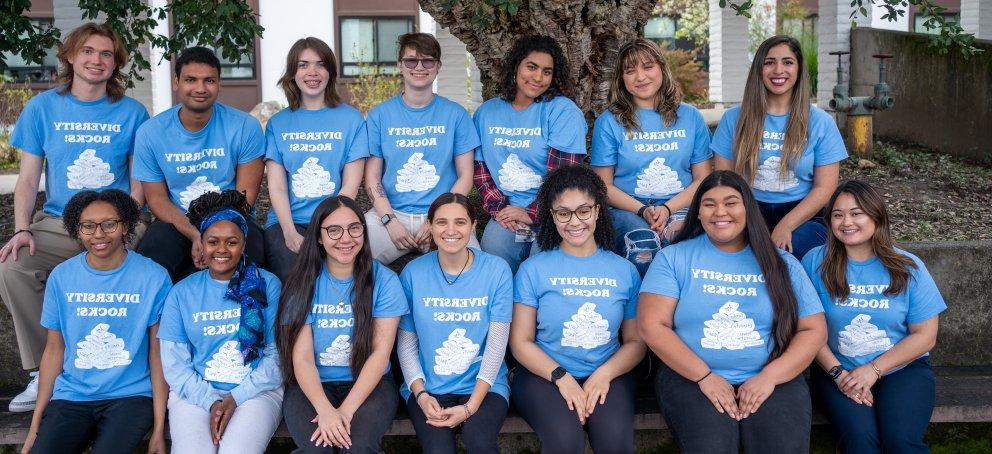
[
  {"x1": 364, "y1": 208, "x2": 480, "y2": 264},
  {"x1": 167, "y1": 388, "x2": 283, "y2": 454}
]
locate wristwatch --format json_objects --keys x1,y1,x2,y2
[
  {"x1": 550, "y1": 366, "x2": 567, "y2": 385},
  {"x1": 828, "y1": 365, "x2": 845, "y2": 380},
  {"x1": 380, "y1": 213, "x2": 395, "y2": 226}
]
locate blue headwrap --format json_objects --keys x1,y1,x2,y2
[{"x1": 200, "y1": 209, "x2": 267, "y2": 364}]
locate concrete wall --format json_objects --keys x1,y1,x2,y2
[{"x1": 848, "y1": 28, "x2": 992, "y2": 161}]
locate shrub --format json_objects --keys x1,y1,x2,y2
[
  {"x1": 348, "y1": 62, "x2": 401, "y2": 116},
  {"x1": 0, "y1": 75, "x2": 33, "y2": 168},
  {"x1": 661, "y1": 47, "x2": 708, "y2": 105}
]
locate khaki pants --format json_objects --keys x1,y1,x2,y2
[
  {"x1": 364, "y1": 208, "x2": 480, "y2": 265},
  {"x1": 0, "y1": 211, "x2": 146, "y2": 369}
]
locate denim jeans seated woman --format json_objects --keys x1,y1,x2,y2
[{"x1": 609, "y1": 207, "x2": 687, "y2": 276}]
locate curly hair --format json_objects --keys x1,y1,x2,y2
[
  {"x1": 534, "y1": 165, "x2": 614, "y2": 251},
  {"x1": 499, "y1": 35, "x2": 573, "y2": 103},
  {"x1": 186, "y1": 190, "x2": 251, "y2": 234},
  {"x1": 62, "y1": 189, "x2": 140, "y2": 243}
]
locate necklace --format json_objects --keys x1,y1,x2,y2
[{"x1": 438, "y1": 249, "x2": 472, "y2": 286}]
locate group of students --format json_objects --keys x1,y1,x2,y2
[{"x1": 0, "y1": 20, "x2": 946, "y2": 454}]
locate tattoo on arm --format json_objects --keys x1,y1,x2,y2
[{"x1": 375, "y1": 184, "x2": 387, "y2": 198}]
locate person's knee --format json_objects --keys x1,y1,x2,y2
[
  {"x1": 538, "y1": 426, "x2": 585, "y2": 454},
  {"x1": 879, "y1": 426, "x2": 926, "y2": 452}
]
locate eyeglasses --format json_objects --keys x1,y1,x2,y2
[
  {"x1": 400, "y1": 58, "x2": 438, "y2": 70},
  {"x1": 323, "y1": 222, "x2": 364, "y2": 240},
  {"x1": 551, "y1": 205, "x2": 597, "y2": 224},
  {"x1": 79, "y1": 219, "x2": 122, "y2": 235}
]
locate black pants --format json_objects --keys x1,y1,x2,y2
[
  {"x1": 263, "y1": 222, "x2": 307, "y2": 282},
  {"x1": 511, "y1": 368, "x2": 636, "y2": 454},
  {"x1": 31, "y1": 396, "x2": 153, "y2": 454},
  {"x1": 406, "y1": 392, "x2": 508, "y2": 454},
  {"x1": 655, "y1": 365, "x2": 811, "y2": 454},
  {"x1": 136, "y1": 219, "x2": 267, "y2": 282},
  {"x1": 283, "y1": 377, "x2": 399, "y2": 454}
]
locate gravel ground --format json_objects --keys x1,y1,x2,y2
[{"x1": 2, "y1": 141, "x2": 989, "y2": 245}]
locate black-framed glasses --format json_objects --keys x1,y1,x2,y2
[
  {"x1": 79, "y1": 219, "x2": 123, "y2": 235},
  {"x1": 551, "y1": 205, "x2": 597, "y2": 224},
  {"x1": 323, "y1": 222, "x2": 364, "y2": 240},
  {"x1": 400, "y1": 58, "x2": 438, "y2": 70}
]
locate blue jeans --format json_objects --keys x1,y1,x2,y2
[
  {"x1": 811, "y1": 357, "x2": 935, "y2": 454},
  {"x1": 757, "y1": 200, "x2": 827, "y2": 260},
  {"x1": 480, "y1": 221, "x2": 541, "y2": 275},
  {"x1": 609, "y1": 207, "x2": 687, "y2": 276}
]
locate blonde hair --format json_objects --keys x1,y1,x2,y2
[
  {"x1": 732, "y1": 35, "x2": 811, "y2": 182},
  {"x1": 56, "y1": 22, "x2": 128, "y2": 102},
  {"x1": 608, "y1": 39, "x2": 682, "y2": 132}
]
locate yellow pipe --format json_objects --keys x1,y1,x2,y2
[{"x1": 847, "y1": 115, "x2": 873, "y2": 158}]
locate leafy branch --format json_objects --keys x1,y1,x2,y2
[{"x1": 0, "y1": 0, "x2": 61, "y2": 71}]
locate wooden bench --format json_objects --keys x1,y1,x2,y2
[{"x1": 1, "y1": 366, "x2": 990, "y2": 446}]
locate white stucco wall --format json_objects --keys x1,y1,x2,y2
[{"x1": 258, "y1": 0, "x2": 335, "y2": 106}]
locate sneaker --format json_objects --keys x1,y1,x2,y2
[{"x1": 8, "y1": 371, "x2": 39, "y2": 413}]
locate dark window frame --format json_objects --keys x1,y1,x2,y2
[
  {"x1": 337, "y1": 15, "x2": 415, "y2": 77},
  {"x1": 2, "y1": 17, "x2": 58, "y2": 85}
]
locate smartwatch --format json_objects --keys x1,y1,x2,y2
[
  {"x1": 380, "y1": 213, "x2": 395, "y2": 226},
  {"x1": 828, "y1": 365, "x2": 845, "y2": 380},
  {"x1": 550, "y1": 366, "x2": 567, "y2": 385}
]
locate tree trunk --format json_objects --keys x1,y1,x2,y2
[{"x1": 418, "y1": 0, "x2": 657, "y2": 125}]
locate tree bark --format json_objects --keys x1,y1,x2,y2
[{"x1": 419, "y1": 0, "x2": 657, "y2": 124}]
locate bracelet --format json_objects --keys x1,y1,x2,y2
[
  {"x1": 695, "y1": 371, "x2": 712, "y2": 384},
  {"x1": 13, "y1": 229, "x2": 32, "y2": 237},
  {"x1": 869, "y1": 361, "x2": 883, "y2": 379},
  {"x1": 415, "y1": 389, "x2": 429, "y2": 401},
  {"x1": 462, "y1": 403, "x2": 473, "y2": 419},
  {"x1": 660, "y1": 204, "x2": 672, "y2": 218},
  {"x1": 637, "y1": 205, "x2": 650, "y2": 218}
]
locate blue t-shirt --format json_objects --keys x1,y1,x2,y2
[
  {"x1": 474, "y1": 97, "x2": 587, "y2": 208},
  {"x1": 132, "y1": 102, "x2": 265, "y2": 212},
  {"x1": 641, "y1": 234, "x2": 824, "y2": 384},
  {"x1": 10, "y1": 88, "x2": 149, "y2": 216},
  {"x1": 41, "y1": 252, "x2": 171, "y2": 402},
  {"x1": 306, "y1": 261, "x2": 408, "y2": 382},
  {"x1": 710, "y1": 105, "x2": 848, "y2": 203},
  {"x1": 591, "y1": 104, "x2": 712, "y2": 204},
  {"x1": 398, "y1": 249, "x2": 513, "y2": 402},
  {"x1": 514, "y1": 249, "x2": 641, "y2": 378},
  {"x1": 264, "y1": 104, "x2": 370, "y2": 227},
  {"x1": 157, "y1": 269, "x2": 281, "y2": 391},
  {"x1": 366, "y1": 94, "x2": 480, "y2": 215},
  {"x1": 802, "y1": 246, "x2": 946, "y2": 372}
]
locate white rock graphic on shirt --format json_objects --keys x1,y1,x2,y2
[
  {"x1": 752, "y1": 156, "x2": 799, "y2": 192},
  {"x1": 561, "y1": 303, "x2": 611, "y2": 349},
  {"x1": 701, "y1": 301, "x2": 765, "y2": 350},
  {"x1": 203, "y1": 340, "x2": 251, "y2": 384},
  {"x1": 498, "y1": 154, "x2": 543, "y2": 192},
  {"x1": 634, "y1": 157, "x2": 684, "y2": 197},
  {"x1": 838, "y1": 314, "x2": 893, "y2": 357},
  {"x1": 74, "y1": 323, "x2": 132, "y2": 370},
  {"x1": 395, "y1": 152, "x2": 440, "y2": 192},
  {"x1": 179, "y1": 176, "x2": 222, "y2": 210},
  {"x1": 66, "y1": 149, "x2": 115, "y2": 189},
  {"x1": 292, "y1": 157, "x2": 336, "y2": 198},
  {"x1": 319, "y1": 334, "x2": 352, "y2": 367},
  {"x1": 434, "y1": 328, "x2": 481, "y2": 376}
]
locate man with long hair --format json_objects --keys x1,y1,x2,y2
[{"x1": 0, "y1": 22, "x2": 150, "y2": 413}]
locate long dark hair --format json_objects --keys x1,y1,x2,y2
[
  {"x1": 820, "y1": 180, "x2": 916, "y2": 300},
  {"x1": 674, "y1": 170, "x2": 798, "y2": 360},
  {"x1": 279, "y1": 37, "x2": 341, "y2": 110},
  {"x1": 426, "y1": 193, "x2": 478, "y2": 251},
  {"x1": 499, "y1": 35, "x2": 573, "y2": 103},
  {"x1": 534, "y1": 165, "x2": 614, "y2": 251},
  {"x1": 276, "y1": 196, "x2": 375, "y2": 383}
]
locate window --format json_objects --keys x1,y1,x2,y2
[
  {"x1": 644, "y1": 16, "x2": 677, "y2": 42},
  {"x1": 914, "y1": 13, "x2": 959, "y2": 35},
  {"x1": 212, "y1": 45, "x2": 257, "y2": 80},
  {"x1": 2, "y1": 18, "x2": 58, "y2": 84},
  {"x1": 339, "y1": 16, "x2": 414, "y2": 77}
]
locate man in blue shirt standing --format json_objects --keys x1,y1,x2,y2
[
  {"x1": 133, "y1": 47, "x2": 266, "y2": 282},
  {"x1": 0, "y1": 23, "x2": 151, "y2": 413}
]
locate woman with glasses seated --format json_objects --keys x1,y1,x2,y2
[
  {"x1": 23, "y1": 189, "x2": 172, "y2": 454},
  {"x1": 510, "y1": 166, "x2": 645, "y2": 454},
  {"x1": 277, "y1": 196, "x2": 408, "y2": 452},
  {"x1": 363, "y1": 32, "x2": 481, "y2": 266}
]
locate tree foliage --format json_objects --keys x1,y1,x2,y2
[
  {"x1": 654, "y1": 0, "x2": 708, "y2": 47},
  {"x1": 0, "y1": 0, "x2": 61, "y2": 72}
]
